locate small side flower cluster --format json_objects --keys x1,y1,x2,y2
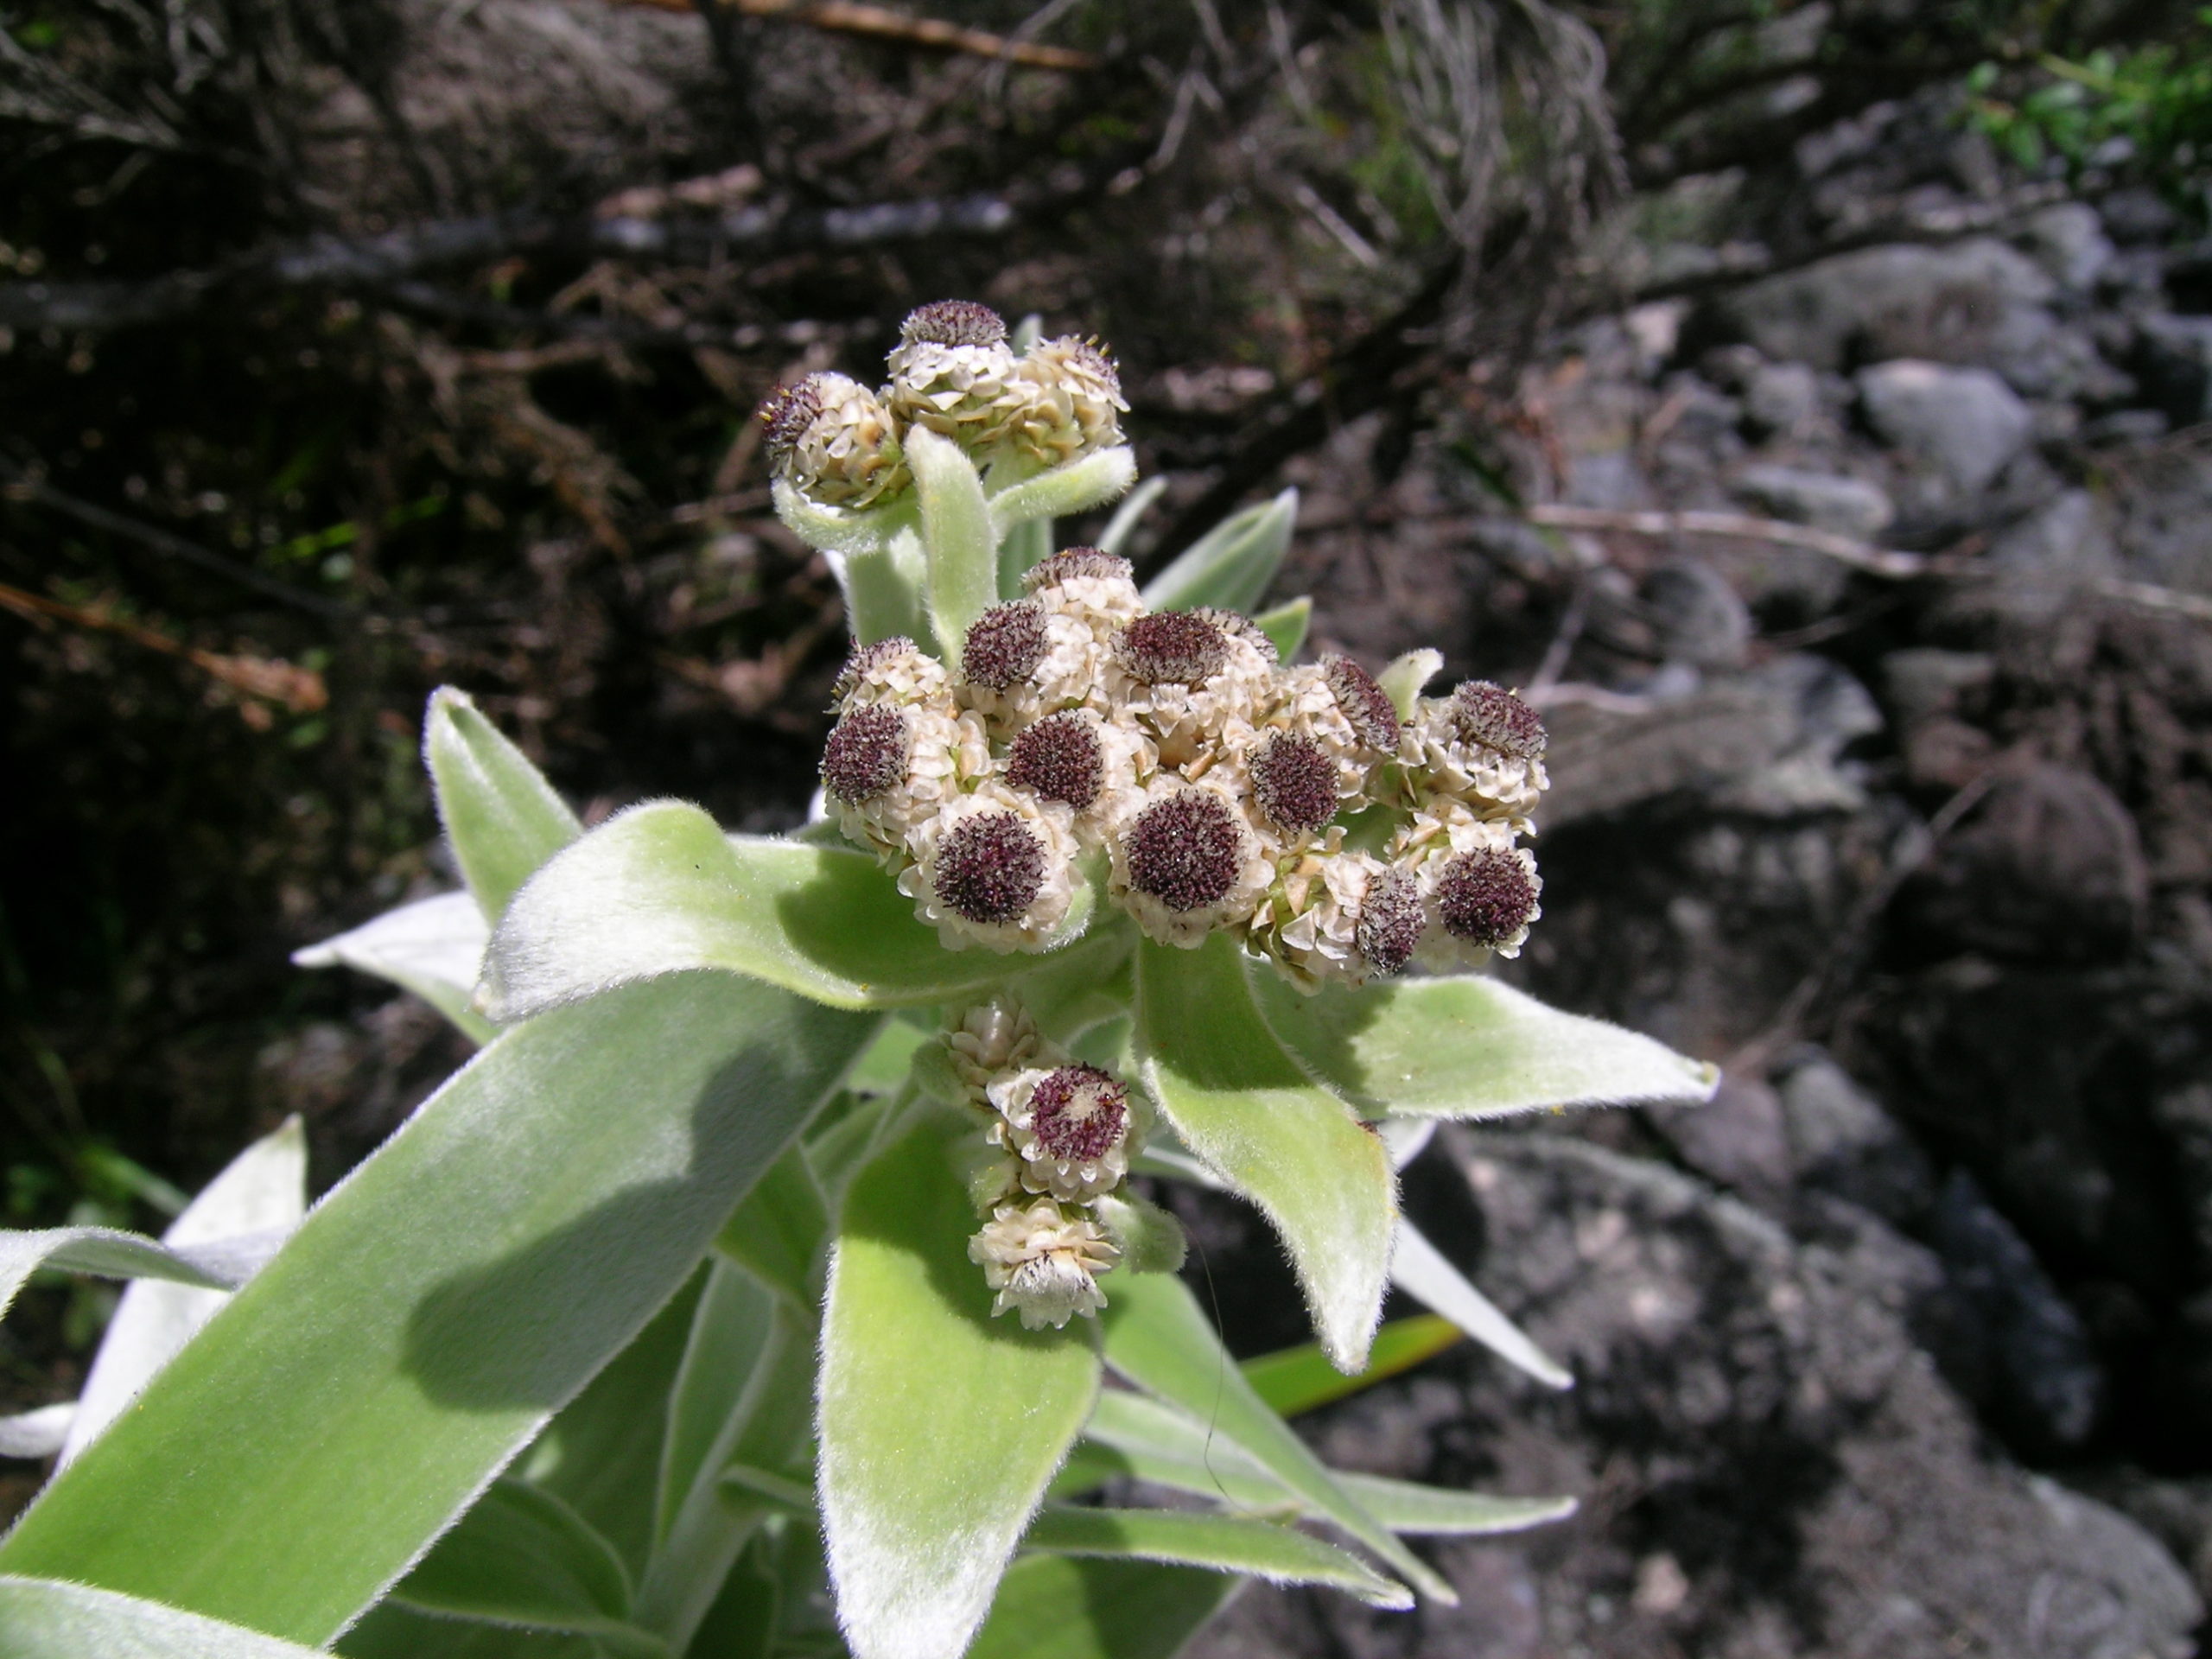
[
  {"x1": 757, "y1": 300, "x2": 1127, "y2": 511},
  {"x1": 817, "y1": 544, "x2": 1549, "y2": 987},
  {"x1": 944, "y1": 1001, "x2": 1143, "y2": 1329}
]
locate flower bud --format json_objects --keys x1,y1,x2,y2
[
  {"x1": 887, "y1": 301, "x2": 1020, "y2": 443},
  {"x1": 968, "y1": 1198, "x2": 1120, "y2": 1329},
  {"x1": 757, "y1": 372, "x2": 906, "y2": 509},
  {"x1": 993, "y1": 335, "x2": 1129, "y2": 467}
]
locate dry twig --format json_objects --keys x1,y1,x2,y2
[{"x1": 602, "y1": 0, "x2": 1097, "y2": 69}]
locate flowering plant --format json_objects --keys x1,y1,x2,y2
[{"x1": 0, "y1": 304, "x2": 1714, "y2": 1659}]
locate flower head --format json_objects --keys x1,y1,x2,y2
[
  {"x1": 899, "y1": 785, "x2": 1079, "y2": 951},
  {"x1": 887, "y1": 302, "x2": 1020, "y2": 442},
  {"x1": 1111, "y1": 781, "x2": 1271, "y2": 946},
  {"x1": 968, "y1": 1198, "x2": 1121, "y2": 1328},
  {"x1": 758, "y1": 372, "x2": 906, "y2": 509},
  {"x1": 988, "y1": 1063, "x2": 1131, "y2": 1203},
  {"x1": 992, "y1": 335, "x2": 1128, "y2": 467}
]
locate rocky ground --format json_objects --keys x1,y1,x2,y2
[{"x1": 1169, "y1": 92, "x2": 2212, "y2": 1659}]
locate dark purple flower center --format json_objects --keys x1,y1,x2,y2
[
  {"x1": 1007, "y1": 712, "x2": 1103, "y2": 809},
  {"x1": 935, "y1": 811, "x2": 1046, "y2": 924},
  {"x1": 831, "y1": 636, "x2": 917, "y2": 702},
  {"x1": 1117, "y1": 612, "x2": 1228, "y2": 686},
  {"x1": 1356, "y1": 868, "x2": 1424, "y2": 975},
  {"x1": 962, "y1": 601, "x2": 1048, "y2": 690},
  {"x1": 901, "y1": 300, "x2": 1007, "y2": 347},
  {"x1": 1126, "y1": 791, "x2": 1243, "y2": 912},
  {"x1": 1448, "y1": 681, "x2": 1547, "y2": 759},
  {"x1": 1249, "y1": 732, "x2": 1337, "y2": 834},
  {"x1": 1323, "y1": 656, "x2": 1402, "y2": 752},
  {"x1": 1028, "y1": 1065, "x2": 1127, "y2": 1162},
  {"x1": 1434, "y1": 849, "x2": 1539, "y2": 944},
  {"x1": 821, "y1": 704, "x2": 906, "y2": 803},
  {"x1": 756, "y1": 378, "x2": 824, "y2": 461}
]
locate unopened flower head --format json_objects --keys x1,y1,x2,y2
[
  {"x1": 887, "y1": 301, "x2": 1020, "y2": 441},
  {"x1": 833, "y1": 636, "x2": 950, "y2": 709},
  {"x1": 758, "y1": 372, "x2": 906, "y2": 510},
  {"x1": 994, "y1": 334, "x2": 1128, "y2": 467},
  {"x1": 944, "y1": 997, "x2": 1044, "y2": 1106},
  {"x1": 1021, "y1": 548, "x2": 1144, "y2": 632},
  {"x1": 1402, "y1": 679, "x2": 1548, "y2": 823},
  {"x1": 968, "y1": 1198, "x2": 1120, "y2": 1328}
]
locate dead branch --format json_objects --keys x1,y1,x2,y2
[{"x1": 603, "y1": 0, "x2": 1097, "y2": 69}]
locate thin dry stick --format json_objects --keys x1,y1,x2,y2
[
  {"x1": 1525, "y1": 503, "x2": 2212, "y2": 626},
  {"x1": 605, "y1": 0, "x2": 1098, "y2": 68},
  {"x1": 0, "y1": 580, "x2": 328, "y2": 715}
]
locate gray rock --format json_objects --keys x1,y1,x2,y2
[
  {"x1": 1777, "y1": 1052, "x2": 1936, "y2": 1226},
  {"x1": 2016, "y1": 202, "x2": 2116, "y2": 294},
  {"x1": 1700, "y1": 238, "x2": 2056, "y2": 372},
  {"x1": 1641, "y1": 559, "x2": 1751, "y2": 670},
  {"x1": 2134, "y1": 314, "x2": 2212, "y2": 426},
  {"x1": 2072, "y1": 1468, "x2": 2212, "y2": 1607},
  {"x1": 1732, "y1": 462, "x2": 1895, "y2": 538},
  {"x1": 1974, "y1": 488, "x2": 2122, "y2": 627},
  {"x1": 1858, "y1": 359, "x2": 2034, "y2": 496},
  {"x1": 2119, "y1": 440, "x2": 2212, "y2": 596},
  {"x1": 2101, "y1": 186, "x2": 2180, "y2": 245},
  {"x1": 1187, "y1": 1136, "x2": 2201, "y2": 1659},
  {"x1": 1880, "y1": 647, "x2": 1994, "y2": 728},
  {"x1": 1740, "y1": 361, "x2": 1822, "y2": 438},
  {"x1": 1648, "y1": 1072, "x2": 1792, "y2": 1205},
  {"x1": 1930, "y1": 1168, "x2": 2104, "y2": 1451}
]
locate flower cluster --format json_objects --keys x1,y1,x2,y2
[
  {"x1": 944, "y1": 1000, "x2": 1145, "y2": 1329},
  {"x1": 759, "y1": 300, "x2": 1127, "y2": 510},
  {"x1": 817, "y1": 548, "x2": 1548, "y2": 987}
]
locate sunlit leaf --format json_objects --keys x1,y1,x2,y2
[
  {"x1": 1135, "y1": 935, "x2": 1396, "y2": 1373},
  {"x1": 1240, "y1": 1314, "x2": 1464, "y2": 1419},
  {"x1": 1253, "y1": 596, "x2": 1312, "y2": 660},
  {"x1": 291, "y1": 892, "x2": 495, "y2": 1043},
  {"x1": 62, "y1": 1118, "x2": 308, "y2": 1465},
  {"x1": 1333, "y1": 1477, "x2": 1574, "y2": 1537},
  {"x1": 1088, "y1": 1191, "x2": 1186, "y2": 1274},
  {"x1": 0, "y1": 1576, "x2": 327, "y2": 1658},
  {"x1": 423, "y1": 687, "x2": 582, "y2": 922},
  {"x1": 908, "y1": 426, "x2": 999, "y2": 653},
  {"x1": 819, "y1": 1122, "x2": 1100, "y2": 1659},
  {"x1": 986, "y1": 448, "x2": 1137, "y2": 537},
  {"x1": 1096, "y1": 475, "x2": 1169, "y2": 557},
  {"x1": 482, "y1": 803, "x2": 1039, "y2": 1017},
  {"x1": 1066, "y1": 1389, "x2": 1290, "y2": 1511},
  {"x1": 770, "y1": 479, "x2": 912, "y2": 562},
  {"x1": 1251, "y1": 971, "x2": 1719, "y2": 1120},
  {"x1": 0, "y1": 975, "x2": 872, "y2": 1644},
  {"x1": 1, "y1": 1227, "x2": 254, "y2": 1322},
  {"x1": 1024, "y1": 1508, "x2": 1409, "y2": 1608},
  {"x1": 1376, "y1": 649, "x2": 1440, "y2": 718},
  {"x1": 967, "y1": 1554, "x2": 1236, "y2": 1659},
  {"x1": 1140, "y1": 488, "x2": 1296, "y2": 614},
  {"x1": 0, "y1": 1406, "x2": 73, "y2": 1461},
  {"x1": 1097, "y1": 1274, "x2": 1454, "y2": 1606},
  {"x1": 715, "y1": 1145, "x2": 830, "y2": 1314},
  {"x1": 1390, "y1": 1219, "x2": 1571, "y2": 1390}
]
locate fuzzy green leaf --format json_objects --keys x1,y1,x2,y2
[
  {"x1": 0, "y1": 975, "x2": 871, "y2": 1643},
  {"x1": 819, "y1": 1122, "x2": 1101, "y2": 1659},
  {"x1": 1088, "y1": 1191, "x2": 1186, "y2": 1274},
  {"x1": 1096, "y1": 475, "x2": 1169, "y2": 556},
  {"x1": 996, "y1": 516, "x2": 1052, "y2": 602},
  {"x1": 390, "y1": 1478, "x2": 658, "y2": 1653},
  {"x1": 713, "y1": 1144, "x2": 830, "y2": 1313},
  {"x1": 1240, "y1": 1313, "x2": 1464, "y2": 1419},
  {"x1": 1390, "y1": 1218, "x2": 1572, "y2": 1390},
  {"x1": 986, "y1": 448, "x2": 1137, "y2": 537},
  {"x1": 967, "y1": 1555, "x2": 1235, "y2": 1659},
  {"x1": 1140, "y1": 488, "x2": 1297, "y2": 613},
  {"x1": 1097, "y1": 1273, "x2": 1455, "y2": 1606},
  {"x1": 1070, "y1": 1389, "x2": 1292, "y2": 1511},
  {"x1": 482, "y1": 803, "x2": 1040, "y2": 1017},
  {"x1": 654, "y1": 1264, "x2": 779, "y2": 1549},
  {"x1": 840, "y1": 529, "x2": 933, "y2": 651},
  {"x1": 1252, "y1": 971, "x2": 1719, "y2": 1119},
  {"x1": 291, "y1": 893, "x2": 495, "y2": 1043},
  {"x1": 0, "y1": 1577, "x2": 329, "y2": 1659},
  {"x1": 1024, "y1": 1508, "x2": 1408, "y2": 1608},
  {"x1": 62, "y1": 1118, "x2": 308, "y2": 1465},
  {"x1": 1, "y1": 1227, "x2": 251, "y2": 1322},
  {"x1": 1135, "y1": 935, "x2": 1396, "y2": 1373},
  {"x1": 1333, "y1": 1477, "x2": 1574, "y2": 1537},
  {"x1": 908, "y1": 426, "x2": 1000, "y2": 652},
  {"x1": 424, "y1": 687, "x2": 582, "y2": 922},
  {"x1": 771, "y1": 479, "x2": 912, "y2": 562},
  {"x1": 1253, "y1": 596, "x2": 1312, "y2": 660},
  {"x1": 1376, "y1": 650, "x2": 1440, "y2": 718}
]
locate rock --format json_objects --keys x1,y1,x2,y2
[
  {"x1": 1741, "y1": 361, "x2": 1822, "y2": 438},
  {"x1": 1929, "y1": 1168, "x2": 2104, "y2": 1452},
  {"x1": 1777, "y1": 1051, "x2": 1936, "y2": 1226},
  {"x1": 1186, "y1": 1135, "x2": 2202, "y2": 1659},
  {"x1": 2082, "y1": 409, "x2": 2169, "y2": 448},
  {"x1": 1857, "y1": 359, "x2": 2033, "y2": 497},
  {"x1": 1647, "y1": 1072, "x2": 1792, "y2": 1205},
  {"x1": 1732, "y1": 462, "x2": 1894, "y2": 539},
  {"x1": 2015, "y1": 202, "x2": 2115, "y2": 295},
  {"x1": 2069, "y1": 1468, "x2": 2212, "y2": 1607},
  {"x1": 2120, "y1": 441, "x2": 2212, "y2": 596},
  {"x1": 1897, "y1": 763, "x2": 2149, "y2": 965},
  {"x1": 2134, "y1": 314, "x2": 2212, "y2": 427},
  {"x1": 1880, "y1": 648, "x2": 1994, "y2": 728},
  {"x1": 1641, "y1": 558, "x2": 1751, "y2": 670},
  {"x1": 2101, "y1": 186, "x2": 2180, "y2": 246},
  {"x1": 1697, "y1": 238, "x2": 2056, "y2": 373},
  {"x1": 1979, "y1": 487, "x2": 2123, "y2": 626}
]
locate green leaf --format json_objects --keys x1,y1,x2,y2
[
  {"x1": 2, "y1": 1227, "x2": 251, "y2": 1322},
  {"x1": 1089, "y1": 1191, "x2": 1186, "y2": 1274},
  {"x1": 906, "y1": 425, "x2": 999, "y2": 654},
  {"x1": 839, "y1": 529, "x2": 932, "y2": 652},
  {"x1": 997, "y1": 515, "x2": 1052, "y2": 603},
  {"x1": 0, "y1": 975, "x2": 872, "y2": 1643},
  {"x1": 986, "y1": 448, "x2": 1137, "y2": 538},
  {"x1": 340, "y1": 1602, "x2": 601, "y2": 1658},
  {"x1": 818, "y1": 1122, "x2": 1101, "y2": 1659},
  {"x1": 291, "y1": 893, "x2": 496, "y2": 1044},
  {"x1": 1250, "y1": 971, "x2": 1718, "y2": 1119},
  {"x1": 1252, "y1": 596, "x2": 1312, "y2": 661},
  {"x1": 1390, "y1": 1219, "x2": 1571, "y2": 1390},
  {"x1": 1098, "y1": 1273, "x2": 1454, "y2": 1606},
  {"x1": 0, "y1": 1576, "x2": 327, "y2": 1658},
  {"x1": 0, "y1": 1406, "x2": 73, "y2": 1460},
  {"x1": 1071, "y1": 1389, "x2": 1292, "y2": 1511},
  {"x1": 966, "y1": 1555, "x2": 1235, "y2": 1659},
  {"x1": 62, "y1": 1118, "x2": 308, "y2": 1465},
  {"x1": 423, "y1": 687, "x2": 582, "y2": 922},
  {"x1": 1140, "y1": 488, "x2": 1297, "y2": 614},
  {"x1": 1096, "y1": 476, "x2": 1169, "y2": 557},
  {"x1": 770, "y1": 479, "x2": 912, "y2": 562},
  {"x1": 849, "y1": 1017, "x2": 932, "y2": 1096},
  {"x1": 482, "y1": 804, "x2": 1042, "y2": 1017},
  {"x1": 1333, "y1": 1476, "x2": 1574, "y2": 1537},
  {"x1": 714, "y1": 1144, "x2": 830, "y2": 1313},
  {"x1": 1134, "y1": 935, "x2": 1396, "y2": 1373},
  {"x1": 1024, "y1": 1508, "x2": 1408, "y2": 1608},
  {"x1": 655, "y1": 1263, "x2": 779, "y2": 1548},
  {"x1": 1376, "y1": 649, "x2": 1440, "y2": 718},
  {"x1": 390, "y1": 1478, "x2": 659, "y2": 1653},
  {"x1": 1240, "y1": 1314, "x2": 1463, "y2": 1418}
]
